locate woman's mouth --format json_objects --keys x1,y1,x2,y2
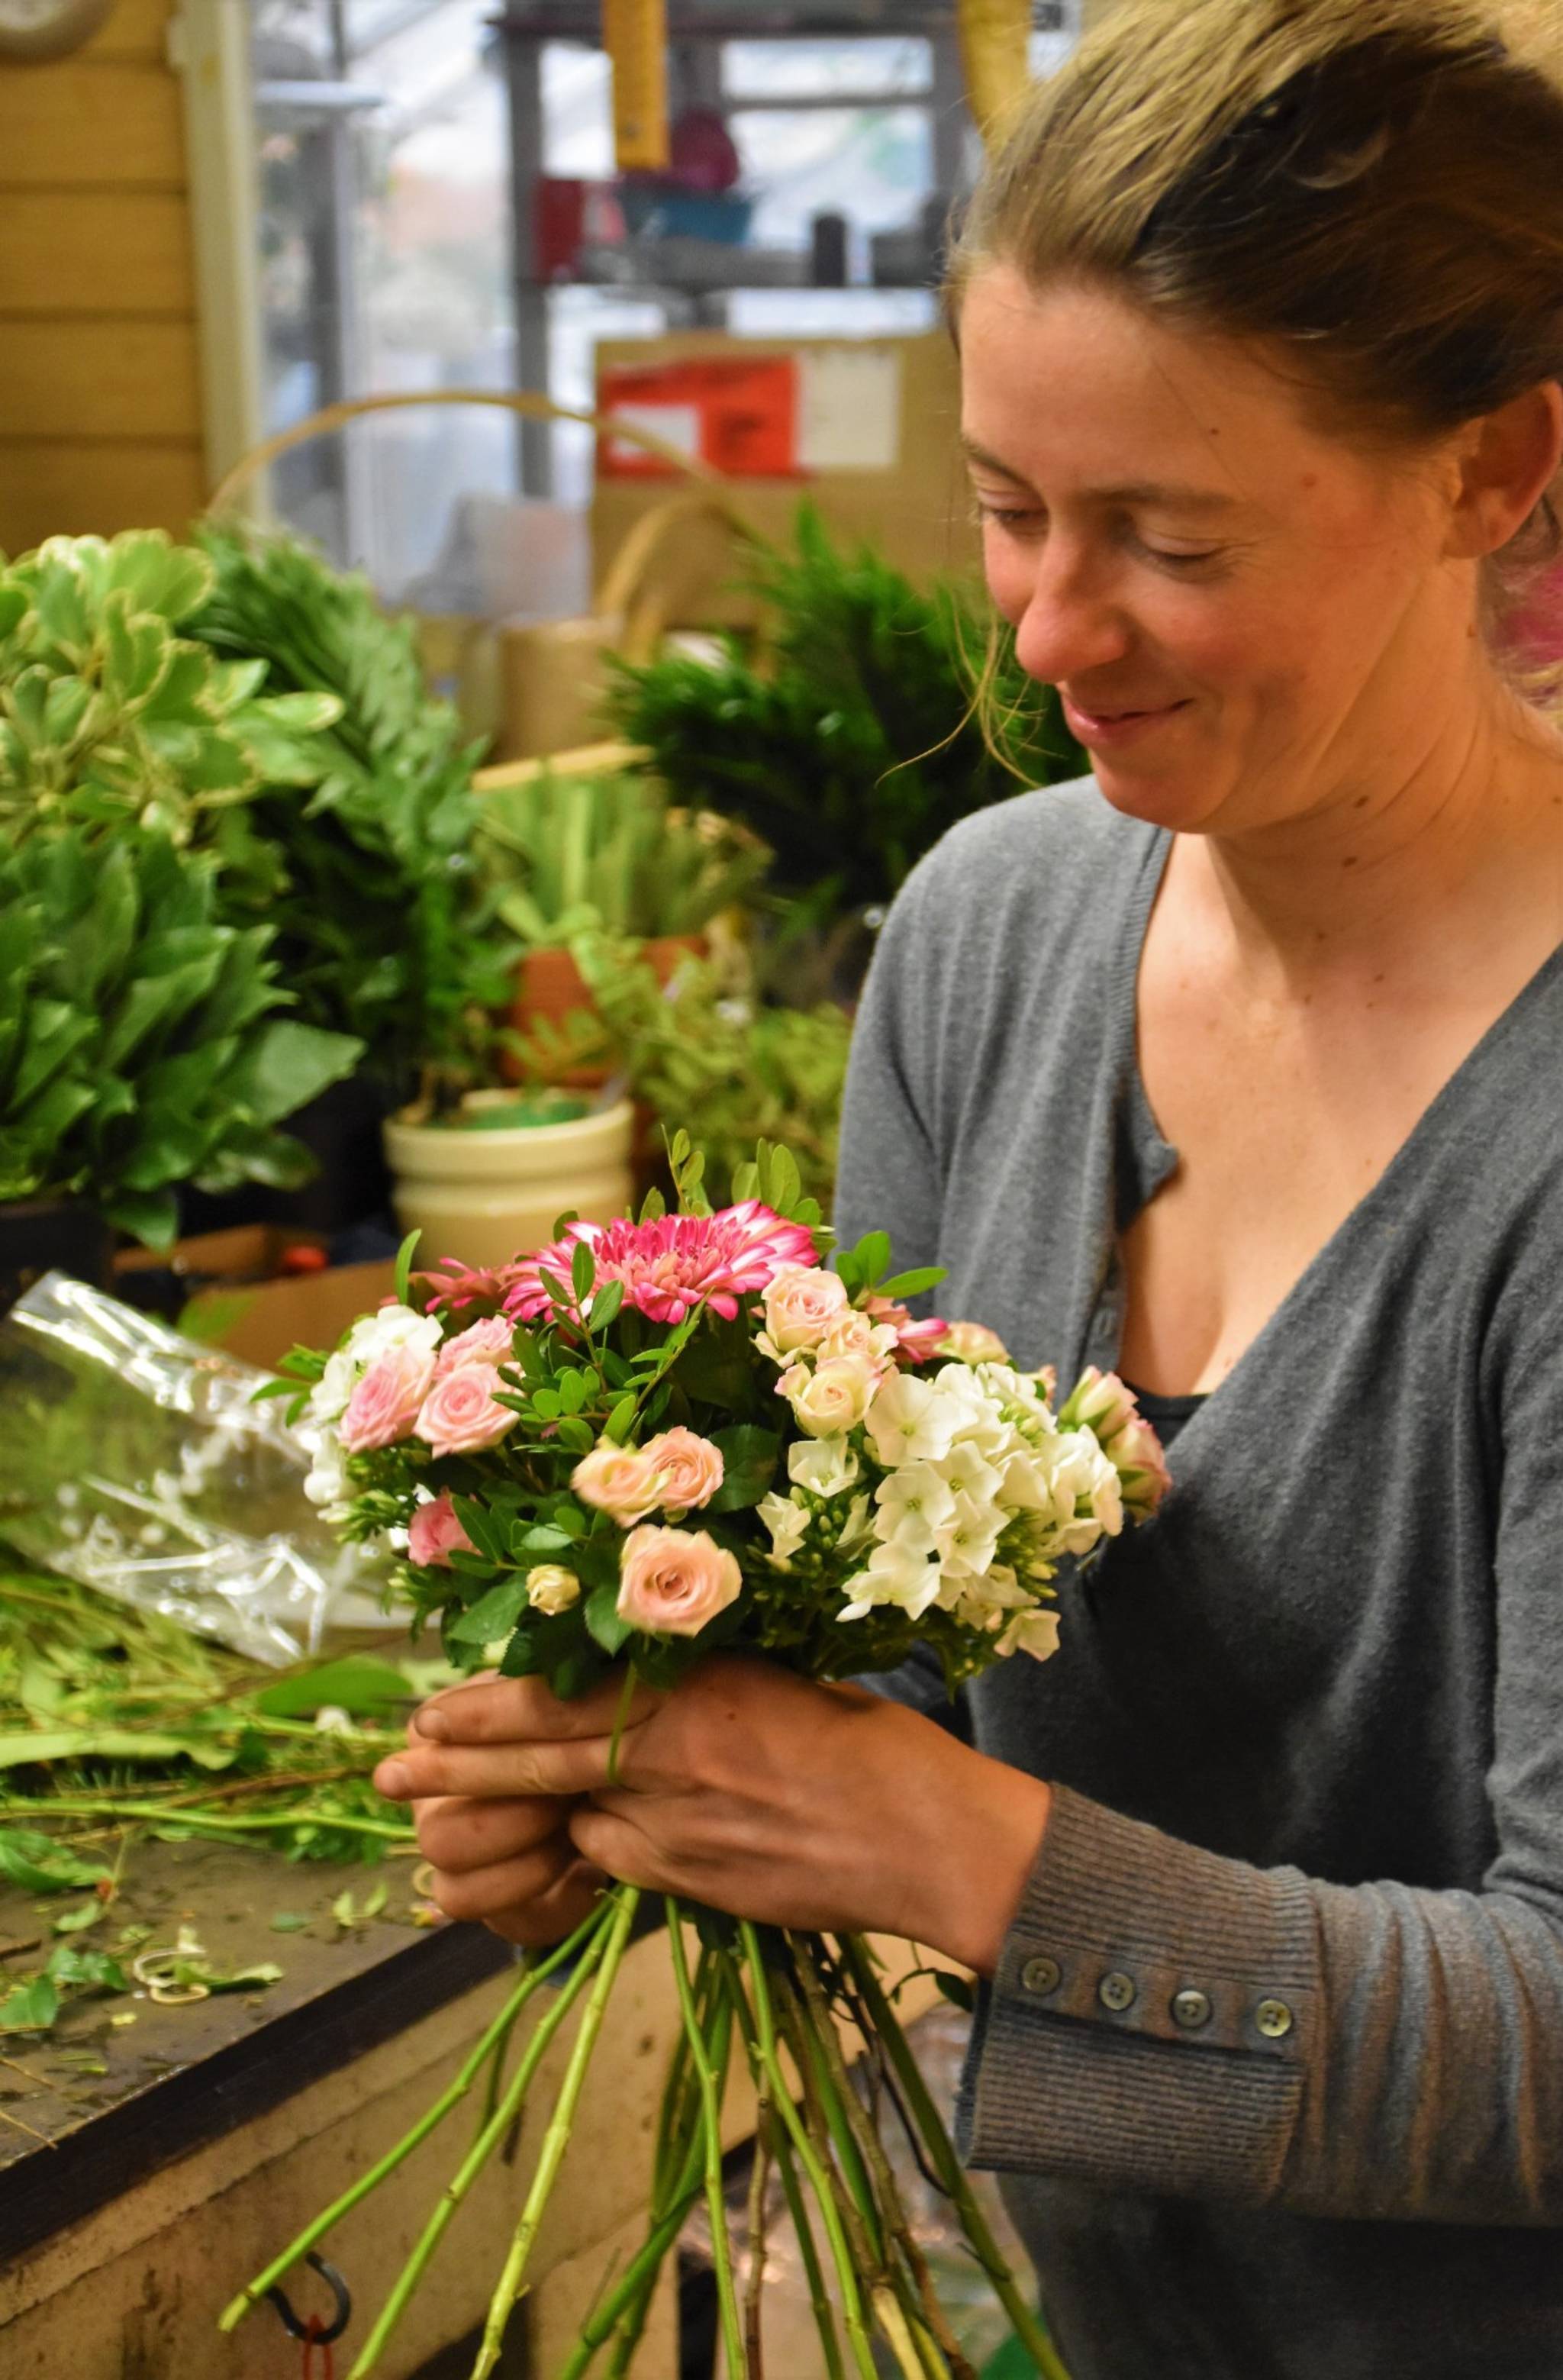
[{"x1": 1062, "y1": 695, "x2": 1192, "y2": 747}]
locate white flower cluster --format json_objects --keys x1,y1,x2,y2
[
  {"x1": 759, "y1": 1354, "x2": 1126, "y2": 1662},
  {"x1": 300, "y1": 1301, "x2": 440, "y2": 1518}
]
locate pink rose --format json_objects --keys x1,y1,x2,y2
[
  {"x1": 414, "y1": 1363, "x2": 519, "y2": 1459},
  {"x1": 407, "y1": 1492, "x2": 476, "y2": 1568},
  {"x1": 640, "y1": 1427, "x2": 724, "y2": 1513},
  {"x1": 762, "y1": 1264, "x2": 851, "y2": 1354},
  {"x1": 340, "y1": 1342, "x2": 437, "y2": 1453},
  {"x1": 1106, "y1": 1414, "x2": 1172, "y2": 1519},
  {"x1": 616, "y1": 1525, "x2": 743, "y2": 1637},
  {"x1": 434, "y1": 1315, "x2": 515, "y2": 1378},
  {"x1": 1059, "y1": 1366, "x2": 1138, "y2": 1443},
  {"x1": 573, "y1": 1442, "x2": 669, "y2": 1527}
]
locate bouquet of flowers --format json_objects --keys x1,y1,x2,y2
[{"x1": 221, "y1": 1137, "x2": 1168, "y2": 2380}]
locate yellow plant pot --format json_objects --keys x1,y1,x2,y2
[{"x1": 383, "y1": 1095, "x2": 635, "y2": 1272}]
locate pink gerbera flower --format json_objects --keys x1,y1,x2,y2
[{"x1": 504, "y1": 1201, "x2": 820, "y2": 1327}]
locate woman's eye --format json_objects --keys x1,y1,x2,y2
[
  {"x1": 1137, "y1": 537, "x2": 1226, "y2": 571},
  {"x1": 972, "y1": 499, "x2": 1045, "y2": 534}
]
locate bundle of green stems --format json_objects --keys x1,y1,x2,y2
[{"x1": 221, "y1": 1885, "x2": 1072, "y2": 2380}]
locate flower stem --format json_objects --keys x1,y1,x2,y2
[
  {"x1": 346, "y1": 1898, "x2": 619, "y2": 2378},
  {"x1": 9, "y1": 1795, "x2": 411, "y2": 1843},
  {"x1": 471, "y1": 1886, "x2": 642, "y2": 2379},
  {"x1": 840, "y1": 1938, "x2": 1075, "y2": 2380},
  {"x1": 666, "y1": 1901, "x2": 746, "y2": 2380},
  {"x1": 736, "y1": 1923, "x2": 879, "y2": 2380},
  {"x1": 217, "y1": 1906, "x2": 604, "y2": 2335}
]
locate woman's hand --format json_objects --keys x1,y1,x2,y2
[{"x1": 375, "y1": 1658, "x2": 1052, "y2": 1975}]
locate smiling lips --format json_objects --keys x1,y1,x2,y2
[{"x1": 1062, "y1": 693, "x2": 1191, "y2": 741}]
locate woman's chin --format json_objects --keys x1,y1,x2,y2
[{"x1": 1088, "y1": 756, "x2": 1225, "y2": 834}]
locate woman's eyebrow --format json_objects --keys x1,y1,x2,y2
[{"x1": 961, "y1": 438, "x2": 1239, "y2": 514}]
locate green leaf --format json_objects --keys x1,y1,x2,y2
[
  {"x1": 878, "y1": 1266, "x2": 947, "y2": 1301},
  {"x1": 451, "y1": 1496, "x2": 511, "y2": 1566},
  {"x1": 933, "y1": 1969, "x2": 976, "y2": 2014},
  {"x1": 269, "y1": 1911, "x2": 313, "y2": 1933},
  {"x1": 555, "y1": 1414, "x2": 595, "y2": 1453},
  {"x1": 0, "y1": 1828, "x2": 109, "y2": 1894},
  {"x1": 585, "y1": 1579, "x2": 633, "y2": 1656},
  {"x1": 448, "y1": 1577, "x2": 532, "y2": 1644},
  {"x1": 604, "y1": 1393, "x2": 639, "y2": 1445},
  {"x1": 394, "y1": 1228, "x2": 421, "y2": 1307},
  {"x1": 0, "y1": 1975, "x2": 60, "y2": 2033},
  {"x1": 853, "y1": 1230, "x2": 891, "y2": 1287},
  {"x1": 254, "y1": 1656, "x2": 409, "y2": 1720},
  {"x1": 52, "y1": 1901, "x2": 106, "y2": 1936},
  {"x1": 224, "y1": 1017, "x2": 362, "y2": 1127},
  {"x1": 571, "y1": 1237, "x2": 595, "y2": 1308},
  {"x1": 588, "y1": 1278, "x2": 624, "y2": 1334},
  {"x1": 707, "y1": 1425, "x2": 781, "y2": 1511}
]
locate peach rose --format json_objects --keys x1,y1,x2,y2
[
  {"x1": 434, "y1": 1315, "x2": 515, "y2": 1377},
  {"x1": 616, "y1": 1526, "x2": 742, "y2": 1637},
  {"x1": 414, "y1": 1363, "x2": 518, "y2": 1459},
  {"x1": 640, "y1": 1426, "x2": 724, "y2": 1513},
  {"x1": 406, "y1": 1492, "x2": 476, "y2": 1568},
  {"x1": 526, "y1": 1564, "x2": 581, "y2": 1614},
  {"x1": 340, "y1": 1341, "x2": 438, "y2": 1453},
  {"x1": 761, "y1": 1264, "x2": 851, "y2": 1355},
  {"x1": 573, "y1": 1442, "x2": 669, "y2": 1526}
]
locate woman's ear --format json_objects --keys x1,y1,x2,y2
[{"x1": 1445, "y1": 382, "x2": 1563, "y2": 559}]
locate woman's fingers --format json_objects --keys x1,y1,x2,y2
[
  {"x1": 425, "y1": 1835, "x2": 579, "y2": 1924},
  {"x1": 375, "y1": 1733, "x2": 614, "y2": 1804},
  {"x1": 411, "y1": 1669, "x2": 663, "y2": 1747},
  {"x1": 412, "y1": 1791, "x2": 575, "y2": 1874},
  {"x1": 478, "y1": 1859, "x2": 611, "y2": 1949}
]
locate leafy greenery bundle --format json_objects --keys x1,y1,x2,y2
[
  {"x1": 192, "y1": 525, "x2": 510, "y2": 1092},
  {"x1": 0, "y1": 827, "x2": 360, "y2": 1245},
  {"x1": 603, "y1": 505, "x2": 1085, "y2": 917},
  {"x1": 473, "y1": 767, "x2": 768, "y2": 947},
  {"x1": 0, "y1": 531, "x2": 340, "y2": 859}
]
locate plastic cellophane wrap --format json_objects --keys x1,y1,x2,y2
[{"x1": 0, "y1": 1271, "x2": 385, "y2": 1665}]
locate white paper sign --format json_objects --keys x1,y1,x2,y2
[{"x1": 797, "y1": 347, "x2": 902, "y2": 472}]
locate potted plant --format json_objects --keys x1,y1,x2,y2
[
  {"x1": 380, "y1": 1083, "x2": 638, "y2": 1274},
  {"x1": 602, "y1": 505, "x2": 1087, "y2": 998},
  {"x1": 0, "y1": 824, "x2": 361, "y2": 1309},
  {"x1": 472, "y1": 763, "x2": 768, "y2": 1083}
]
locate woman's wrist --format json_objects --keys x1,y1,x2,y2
[{"x1": 912, "y1": 1750, "x2": 1053, "y2": 1978}]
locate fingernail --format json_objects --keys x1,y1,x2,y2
[
  {"x1": 414, "y1": 1708, "x2": 450, "y2": 1741},
  {"x1": 376, "y1": 1759, "x2": 413, "y2": 1798}
]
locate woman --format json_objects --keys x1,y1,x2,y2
[{"x1": 374, "y1": 5, "x2": 1563, "y2": 2370}]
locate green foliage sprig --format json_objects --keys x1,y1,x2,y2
[
  {"x1": 473, "y1": 768, "x2": 768, "y2": 947},
  {"x1": 603, "y1": 505, "x2": 1086, "y2": 916},
  {"x1": 0, "y1": 531, "x2": 340, "y2": 855},
  {"x1": 191, "y1": 525, "x2": 511, "y2": 1091},
  {"x1": 0, "y1": 827, "x2": 361, "y2": 1245}
]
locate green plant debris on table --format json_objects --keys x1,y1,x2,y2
[{"x1": 0, "y1": 1557, "x2": 420, "y2": 2035}]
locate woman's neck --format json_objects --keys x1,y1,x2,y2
[{"x1": 1196, "y1": 673, "x2": 1563, "y2": 982}]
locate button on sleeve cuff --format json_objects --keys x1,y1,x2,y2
[{"x1": 958, "y1": 1784, "x2": 1321, "y2": 2204}]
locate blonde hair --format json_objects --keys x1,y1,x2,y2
[{"x1": 952, "y1": 0, "x2": 1563, "y2": 625}]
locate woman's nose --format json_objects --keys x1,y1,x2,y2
[{"x1": 1009, "y1": 551, "x2": 1132, "y2": 686}]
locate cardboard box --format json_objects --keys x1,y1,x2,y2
[
  {"x1": 113, "y1": 1227, "x2": 398, "y2": 1373},
  {"x1": 591, "y1": 328, "x2": 978, "y2": 629}
]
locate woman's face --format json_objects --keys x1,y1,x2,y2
[{"x1": 960, "y1": 266, "x2": 1478, "y2": 837}]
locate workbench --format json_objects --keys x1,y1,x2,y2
[{"x1": 0, "y1": 1834, "x2": 691, "y2": 2378}]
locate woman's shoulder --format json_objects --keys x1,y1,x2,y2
[{"x1": 901, "y1": 774, "x2": 1148, "y2": 917}]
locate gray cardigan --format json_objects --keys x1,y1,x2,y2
[{"x1": 835, "y1": 781, "x2": 1563, "y2": 2380}]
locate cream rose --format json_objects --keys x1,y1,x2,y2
[
  {"x1": 617, "y1": 1527, "x2": 742, "y2": 1637},
  {"x1": 760, "y1": 1263, "x2": 851, "y2": 1355},
  {"x1": 640, "y1": 1427, "x2": 724, "y2": 1513},
  {"x1": 434, "y1": 1315, "x2": 515, "y2": 1377},
  {"x1": 572, "y1": 1442, "x2": 668, "y2": 1527},
  {"x1": 778, "y1": 1352, "x2": 880, "y2": 1438},
  {"x1": 526, "y1": 1564, "x2": 581, "y2": 1614},
  {"x1": 414, "y1": 1363, "x2": 518, "y2": 1460},
  {"x1": 936, "y1": 1320, "x2": 1010, "y2": 1366}
]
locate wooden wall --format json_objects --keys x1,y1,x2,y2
[{"x1": 0, "y1": 0, "x2": 206, "y2": 556}]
